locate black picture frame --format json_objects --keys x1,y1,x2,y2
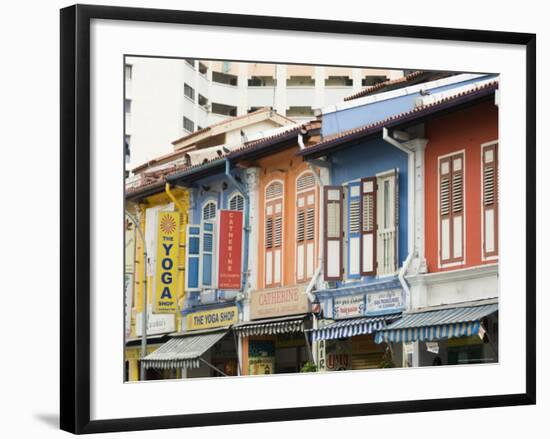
[{"x1": 60, "y1": 4, "x2": 536, "y2": 434}]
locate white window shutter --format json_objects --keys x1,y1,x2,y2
[{"x1": 200, "y1": 221, "x2": 216, "y2": 289}]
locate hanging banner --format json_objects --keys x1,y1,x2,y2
[
  {"x1": 217, "y1": 210, "x2": 243, "y2": 290},
  {"x1": 153, "y1": 211, "x2": 180, "y2": 314}
]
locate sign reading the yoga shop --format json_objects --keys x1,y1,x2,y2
[{"x1": 186, "y1": 306, "x2": 238, "y2": 331}]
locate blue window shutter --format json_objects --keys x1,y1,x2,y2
[
  {"x1": 347, "y1": 181, "x2": 361, "y2": 279},
  {"x1": 185, "y1": 225, "x2": 201, "y2": 291},
  {"x1": 200, "y1": 221, "x2": 216, "y2": 289}
]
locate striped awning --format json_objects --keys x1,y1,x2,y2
[
  {"x1": 142, "y1": 329, "x2": 228, "y2": 369},
  {"x1": 308, "y1": 315, "x2": 400, "y2": 342},
  {"x1": 374, "y1": 303, "x2": 498, "y2": 344},
  {"x1": 233, "y1": 315, "x2": 307, "y2": 337}
]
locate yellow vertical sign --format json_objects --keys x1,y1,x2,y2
[{"x1": 154, "y1": 211, "x2": 180, "y2": 314}]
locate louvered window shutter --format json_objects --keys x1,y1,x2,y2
[
  {"x1": 360, "y1": 178, "x2": 377, "y2": 275},
  {"x1": 482, "y1": 143, "x2": 498, "y2": 258},
  {"x1": 324, "y1": 186, "x2": 343, "y2": 281},
  {"x1": 185, "y1": 225, "x2": 201, "y2": 291},
  {"x1": 265, "y1": 181, "x2": 284, "y2": 287},
  {"x1": 440, "y1": 153, "x2": 464, "y2": 264},
  {"x1": 200, "y1": 221, "x2": 216, "y2": 288},
  {"x1": 229, "y1": 193, "x2": 244, "y2": 211},
  {"x1": 347, "y1": 182, "x2": 361, "y2": 278},
  {"x1": 296, "y1": 189, "x2": 316, "y2": 282}
]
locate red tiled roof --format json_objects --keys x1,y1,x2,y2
[
  {"x1": 132, "y1": 107, "x2": 293, "y2": 173},
  {"x1": 344, "y1": 71, "x2": 425, "y2": 102},
  {"x1": 126, "y1": 119, "x2": 321, "y2": 198},
  {"x1": 301, "y1": 80, "x2": 498, "y2": 156}
]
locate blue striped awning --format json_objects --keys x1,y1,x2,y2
[
  {"x1": 308, "y1": 315, "x2": 400, "y2": 342},
  {"x1": 374, "y1": 303, "x2": 498, "y2": 344}
]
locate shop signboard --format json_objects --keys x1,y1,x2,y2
[
  {"x1": 124, "y1": 274, "x2": 133, "y2": 340},
  {"x1": 366, "y1": 289, "x2": 404, "y2": 314},
  {"x1": 217, "y1": 210, "x2": 243, "y2": 290},
  {"x1": 135, "y1": 309, "x2": 175, "y2": 336},
  {"x1": 250, "y1": 285, "x2": 309, "y2": 319},
  {"x1": 186, "y1": 306, "x2": 238, "y2": 331},
  {"x1": 125, "y1": 218, "x2": 136, "y2": 274},
  {"x1": 153, "y1": 211, "x2": 180, "y2": 314},
  {"x1": 333, "y1": 295, "x2": 365, "y2": 319},
  {"x1": 248, "y1": 340, "x2": 275, "y2": 375}
]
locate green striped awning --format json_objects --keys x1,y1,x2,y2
[
  {"x1": 374, "y1": 303, "x2": 498, "y2": 344},
  {"x1": 142, "y1": 329, "x2": 228, "y2": 369}
]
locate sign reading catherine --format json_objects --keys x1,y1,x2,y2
[
  {"x1": 217, "y1": 210, "x2": 243, "y2": 290},
  {"x1": 366, "y1": 289, "x2": 404, "y2": 313},
  {"x1": 154, "y1": 211, "x2": 180, "y2": 314},
  {"x1": 186, "y1": 306, "x2": 238, "y2": 330},
  {"x1": 250, "y1": 285, "x2": 309, "y2": 319}
]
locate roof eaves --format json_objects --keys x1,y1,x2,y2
[{"x1": 300, "y1": 81, "x2": 497, "y2": 158}]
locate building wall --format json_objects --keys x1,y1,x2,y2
[
  {"x1": 125, "y1": 56, "x2": 402, "y2": 171},
  {"x1": 256, "y1": 147, "x2": 320, "y2": 288},
  {"x1": 329, "y1": 137, "x2": 409, "y2": 268},
  {"x1": 424, "y1": 100, "x2": 498, "y2": 273}
]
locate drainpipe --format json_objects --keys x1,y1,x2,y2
[
  {"x1": 224, "y1": 159, "x2": 250, "y2": 297},
  {"x1": 382, "y1": 127, "x2": 414, "y2": 310},
  {"x1": 299, "y1": 129, "x2": 322, "y2": 303},
  {"x1": 165, "y1": 183, "x2": 188, "y2": 331}
]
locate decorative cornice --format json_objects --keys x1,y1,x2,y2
[{"x1": 407, "y1": 263, "x2": 498, "y2": 286}]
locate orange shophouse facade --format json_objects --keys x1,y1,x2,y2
[
  {"x1": 235, "y1": 126, "x2": 321, "y2": 375},
  {"x1": 403, "y1": 93, "x2": 500, "y2": 367}
]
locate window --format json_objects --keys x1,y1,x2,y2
[
  {"x1": 248, "y1": 76, "x2": 276, "y2": 87},
  {"x1": 362, "y1": 76, "x2": 387, "y2": 86},
  {"x1": 212, "y1": 71, "x2": 238, "y2": 86},
  {"x1": 202, "y1": 201, "x2": 216, "y2": 221},
  {"x1": 198, "y1": 62, "x2": 208, "y2": 75},
  {"x1": 296, "y1": 173, "x2": 316, "y2": 282},
  {"x1": 201, "y1": 200, "x2": 217, "y2": 289},
  {"x1": 286, "y1": 106, "x2": 314, "y2": 118},
  {"x1": 248, "y1": 106, "x2": 272, "y2": 113},
  {"x1": 185, "y1": 226, "x2": 201, "y2": 291},
  {"x1": 125, "y1": 99, "x2": 131, "y2": 113},
  {"x1": 125, "y1": 64, "x2": 132, "y2": 80},
  {"x1": 324, "y1": 76, "x2": 353, "y2": 86},
  {"x1": 264, "y1": 181, "x2": 284, "y2": 287},
  {"x1": 482, "y1": 142, "x2": 498, "y2": 260},
  {"x1": 185, "y1": 58, "x2": 195, "y2": 68},
  {"x1": 286, "y1": 76, "x2": 315, "y2": 87},
  {"x1": 184, "y1": 83, "x2": 195, "y2": 101},
  {"x1": 324, "y1": 187, "x2": 343, "y2": 281},
  {"x1": 439, "y1": 152, "x2": 464, "y2": 265},
  {"x1": 183, "y1": 116, "x2": 194, "y2": 132},
  {"x1": 198, "y1": 94, "x2": 208, "y2": 109},
  {"x1": 212, "y1": 102, "x2": 237, "y2": 117},
  {"x1": 323, "y1": 170, "x2": 399, "y2": 281},
  {"x1": 124, "y1": 135, "x2": 131, "y2": 163},
  {"x1": 229, "y1": 193, "x2": 244, "y2": 212}
]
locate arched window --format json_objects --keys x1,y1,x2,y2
[
  {"x1": 202, "y1": 200, "x2": 216, "y2": 221},
  {"x1": 200, "y1": 200, "x2": 217, "y2": 289},
  {"x1": 229, "y1": 193, "x2": 244, "y2": 211},
  {"x1": 295, "y1": 172, "x2": 316, "y2": 282},
  {"x1": 264, "y1": 180, "x2": 284, "y2": 287}
]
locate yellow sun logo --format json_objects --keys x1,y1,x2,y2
[{"x1": 160, "y1": 215, "x2": 177, "y2": 234}]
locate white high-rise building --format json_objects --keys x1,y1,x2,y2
[{"x1": 124, "y1": 57, "x2": 402, "y2": 172}]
